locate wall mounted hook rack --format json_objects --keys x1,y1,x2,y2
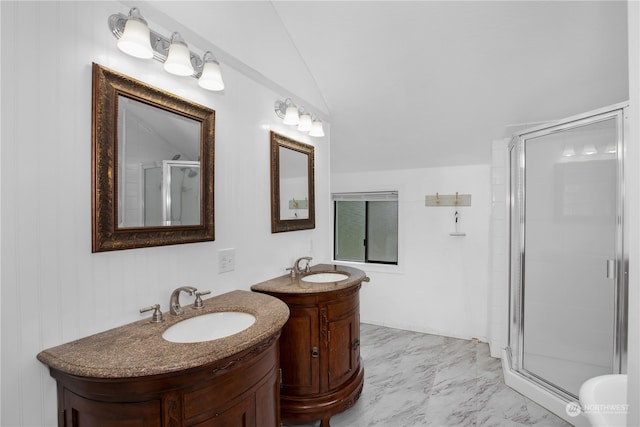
[{"x1": 425, "y1": 192, "x2": 471, "y2": 207}]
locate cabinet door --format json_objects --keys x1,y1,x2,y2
[
  {"x1": 255, "y1": 368, "x2": 280, "y2": 426},
  {"x1": 327, "y1": 310, "x2": 359, "y2": 390},
  {"x1": 63, "y1": 389, "x2": 160, "y2": 427},
  {"x1": 280, "y1": 306, "x2": 320, "y2": 395}
]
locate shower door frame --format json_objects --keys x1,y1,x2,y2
[{"x1": 507, "y1": 102, "x2": 628, "y2": 401}]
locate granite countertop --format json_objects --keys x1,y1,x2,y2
[
  {"x1": 250, "y1": 263, "x2": 368, "y2": 294},
  {"x1": 36, "y1": 290, "x2": 289, "y2": 379}
]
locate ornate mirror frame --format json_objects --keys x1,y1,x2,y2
[
  {"x1": 92, "y1": 63, "x2": 215, "y2": 252},
  {"x1": 270, "y1": 131, "x2": 315, "y2": 233}
]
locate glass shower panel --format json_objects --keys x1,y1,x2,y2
[
  {"x1": 522, "y1": 118, "x2": 617, "y2": 397},
  {"x1": 144, "y1": 166, "x2": 163, "y2": 226}
]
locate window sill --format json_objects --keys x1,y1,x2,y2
[{"x1": 331, "y1": 260, "x2": 404, "y2": 275}]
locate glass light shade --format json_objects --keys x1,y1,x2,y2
[
  {"x1": 198, "y1": 52, "x2": 224, "y2": 91},
  {"x1": 117, "y1": 8, "x2": 153, "y2": 59},
  {"x1": 297, "y1": 114, "x2": 312, "y2": 132},
  {"x1": 309, "y1": 120, "x2": 325, "y2": 137},
  {"x1": 163, "y1": 32, "x2": 194, "y2": 76},
  {"x1": 562, "y1": 146, "x2": 576, "y2": 157},
  {"x1": 283, "y1": 106, "x2": 300, "y2": 125},
  {"x1": 582, "y1": 144, "x2": 597, "y2": 155}
]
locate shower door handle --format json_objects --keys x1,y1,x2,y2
[{"x1": 606, "y1": 259, "x2": 616, "y2": 279}]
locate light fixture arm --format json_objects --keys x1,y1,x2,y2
[{"x1": 109, "y1": 12, "x2": 207, "y2": 79}]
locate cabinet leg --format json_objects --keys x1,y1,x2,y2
[{"x1": 319, "y1": 417, "x2": 331, "y2": 427}]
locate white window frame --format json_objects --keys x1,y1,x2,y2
[{"x1": 331, "y1": 189, "x2": 404, "y2": 274}]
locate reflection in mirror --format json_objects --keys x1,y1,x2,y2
[
  {"x1": 92, "y1": 63, "x2": 215, "y2": 252},
  {"x1": 279, "y1": 146, "x2": 309, "y2": 220},
  {"x1": 118, "y1": 96, "x2": 201, "y2": 227},
  {"x1": 141, "y1": 160, "x2": 201, "y2": 226},
  {"x1": 270, "y1": 132, "x2": 315, "y2": 233}
]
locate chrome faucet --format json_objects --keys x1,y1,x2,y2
[
  {"x1": 294, "y1": 256, "x2": 313, "y2": 275},
  {"x1": 170, "y1": 286, "x2": 197, "y2": 315}
]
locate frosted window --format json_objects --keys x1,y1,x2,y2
[
  {"x1": 335, "y1": 201, "x2": 366, "y2": 262},
  {"x1": 367, "y1": 201, "x2": 399, "y2": 263},
  {"x1": 333, "y1": 192, "x2": 398, "y2": 265}
]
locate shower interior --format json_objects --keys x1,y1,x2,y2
[
  {"x1": 504, "y1": 103, "x2": 628, "y2": 422},
  {"x1": 142, "y1": 160, "x2": 201, "y2": 226}
]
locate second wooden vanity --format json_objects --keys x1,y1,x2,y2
[
  {"x1": 37, "y1": 290, "x2": 289, "y2": 427},
  {"x1": 251, "y1": 264, "x2": 367, "y2": 427}
]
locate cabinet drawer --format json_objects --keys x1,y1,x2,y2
[
  {"x1": 63, "y1": 388, "x2": 160, "y2": 426},
  {"x1": 184, "y1": 342, "x2": 277, "y2": 420}
]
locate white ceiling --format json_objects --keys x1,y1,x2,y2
[{"x1": 144, "y1": 1, "x2": 629, "y2": 173}]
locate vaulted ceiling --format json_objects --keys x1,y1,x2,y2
[{"x1": 145, "y1": 1, "x2": 629, "y2": 173}]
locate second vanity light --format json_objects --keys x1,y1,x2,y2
[
  {"x1": 109, "y1": 7, "x2": 225, "y2": 91},
  {"x1": 275, "y1": 98, "x2": 325, "y2": 137}
]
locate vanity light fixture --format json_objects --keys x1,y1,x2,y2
[
  {"x1": 297, "y1": 112, "x2": 313, "y2": 132},
  {"x1": 198, "y1": 52, "x2": 225, "y2": 91},
  {"x1": 116, "y1": 8, "x2": 153, "y2": 59},
  {"x1": 108, "y1": 8, "x2": 225, "y2": 91},
  {"x1": 274, "y1": 98, "x2": 325, "y2": 137},
  {"x1": 164, "y1": 32, "x2": 194, "y2": 76},
  {"x1": 309, "y1": 119, "x2": 325, "y2": 137},
  {"x1": 562, "y1": 145, "x2": 576, "y2": 157},
  {"x1": 605, "y1": 143, "x2": 617, "y2": 154}
]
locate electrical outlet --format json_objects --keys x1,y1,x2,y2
[{"x1": 219, "y1": 248, "x2": 235, "y2": 273}]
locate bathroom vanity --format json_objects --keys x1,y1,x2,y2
[
  {"x1": 37, "y1": 290, "x2": 289, "y2": 427},
  {"x1": 251, "y1": 264, "x2": 367, "y2": 427}
]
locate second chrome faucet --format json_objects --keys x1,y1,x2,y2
[{"x1": 287, "y1": 256, "x2": 313, "y2": 278}]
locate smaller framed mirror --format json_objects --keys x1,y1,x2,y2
[{"x1": 270, "y1": 131, "x2": 315, "y2": 233}]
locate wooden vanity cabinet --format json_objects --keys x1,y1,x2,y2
[
  {"x1": 255, "y1": 285, "x2": 364, "y2": 427},
  {"x1": 49, "y1": 335, "x2": 281, "y2": 427}
]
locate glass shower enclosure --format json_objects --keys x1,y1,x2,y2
[
  {"x1": 143, "y1": 160, "x2": 201, "y2": 226},
  {"x1": 507, "y1": 104, "x2": 627, "y2": 401}
]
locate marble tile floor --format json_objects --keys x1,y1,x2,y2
[{"x1": 286, "y1": 323, "x2": 571, "y2": 427}]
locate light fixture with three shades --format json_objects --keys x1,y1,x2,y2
[
  {"x1": 274, "y1": 98, "x2": 325, "y2": 137},
  {"x1": 108, "y1": 7, "x2": 225, "y2": 91}
]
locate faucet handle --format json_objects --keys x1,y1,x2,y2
[
  {"x1": 194, "y1": 290, "x2": 211, "y2": 309},
  {"x1": 140, "y1": 304, "x2": 164, "y2": 323},
  {"x1": 286, "y1": 267, "x2": 296, "y2": 278}
]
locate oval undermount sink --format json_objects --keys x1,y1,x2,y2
[
  {"x1": 163, "y1": 312, "x2": 256, "y2": 343},
  {"x1": 301, "y1": 272, "x2": 349, "y2": 283}
]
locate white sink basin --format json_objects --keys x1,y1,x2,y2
[
  {"x1": 163, "y1": 312, "x2": 256, "y2": 343},
  {"x1": 301, "y1": 272, "x2": 349, "y2": 283},
  {"x1": 579, "y1": 374, "x2": 628, "y2": 427}
]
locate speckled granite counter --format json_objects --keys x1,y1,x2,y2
[
  {"x1": 250, "y1": 263, "x2": 368, "y2": 294},
  {"x1": 37, "y1": 290, "x2": 289, "y2": 378}
]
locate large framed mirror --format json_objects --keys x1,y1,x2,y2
[
  {"x1": 270, "y1": 131, "x2": 315, "y2": 233},
  {"x1": 92, "y1": 63, "x2": 215, "y2": 252}
]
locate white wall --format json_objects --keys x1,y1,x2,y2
[
  {"x1": 332, "y1": 165, "x2": 491, "y2": 341},
  {"x1": 489, "y1": 139, "x2": 510, "y2": 357},
  {"x1": 0, "y1": 2, "x2": 331, "y2": 426}
]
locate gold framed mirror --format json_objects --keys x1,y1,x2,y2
[
  {"x1": 270, "y1": 131, "x2": 315, "y2": 233},
  {"x1": 92, "y1": 63, "x2": 215, "y2": 252}
]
